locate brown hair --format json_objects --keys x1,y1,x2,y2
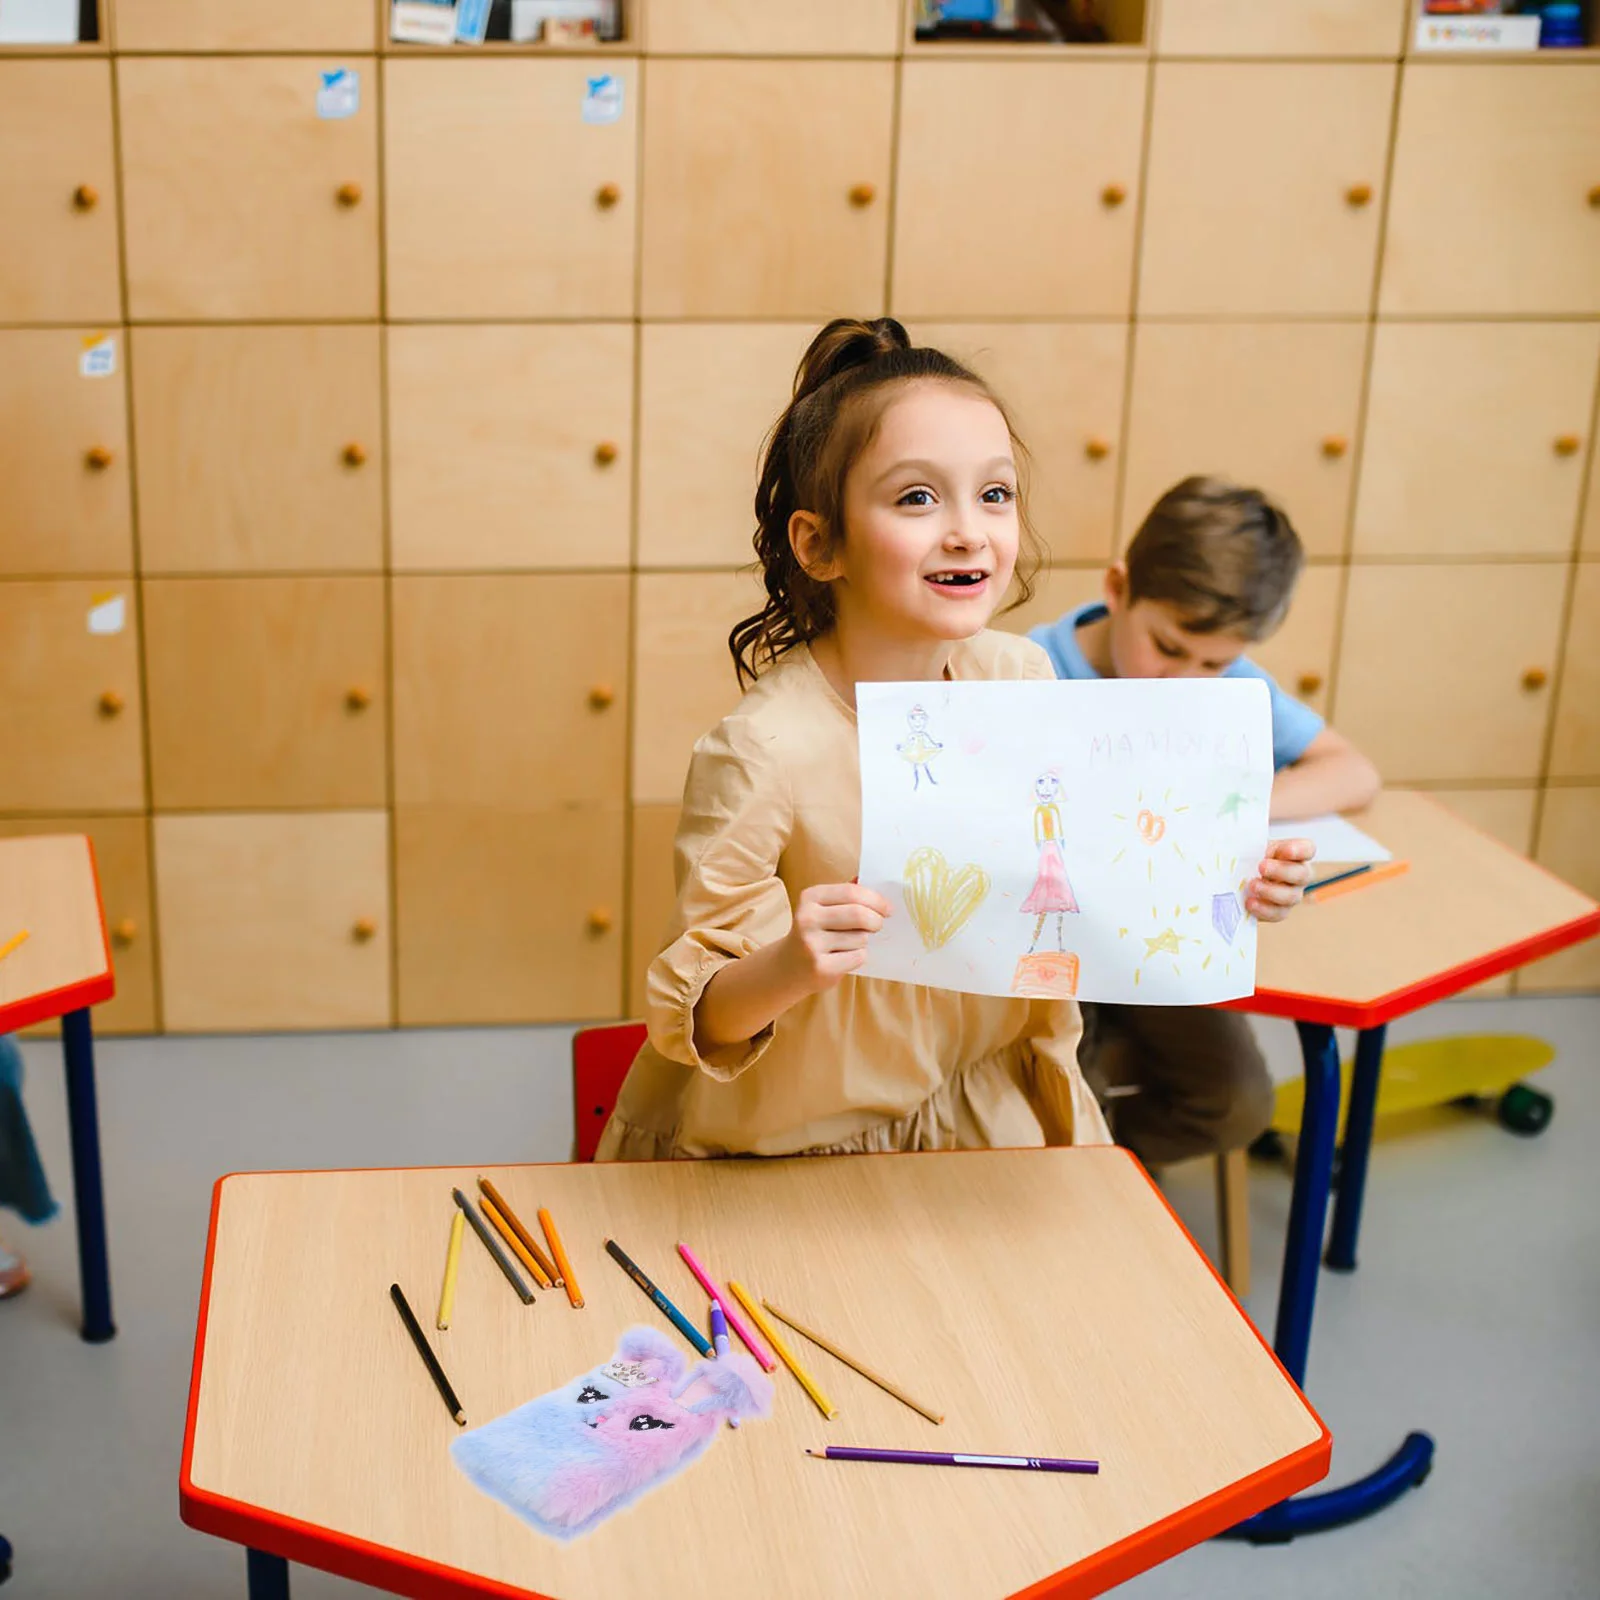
[
  {"x1": 1124, "y1": 476, "x2": 1304, "y2": 640},
  {"x1": 728, "y1": 316, "x2": 1041, "y2": 686}
]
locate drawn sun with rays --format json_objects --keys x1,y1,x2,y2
[{"x1": 1109, "y1": 786, "x2": 1192, "y2": 882}]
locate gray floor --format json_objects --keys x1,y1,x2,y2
[{"x1": 1, "y1": 996, "x2": 1597, "y2": 1599}]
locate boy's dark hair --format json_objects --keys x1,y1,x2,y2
[
  {"x1": 1124, "y1": 476, "x2": 1304, "y2": 640},
  {"x1": 728, "y1": 316, "x2": 1041, "y2": 687}
]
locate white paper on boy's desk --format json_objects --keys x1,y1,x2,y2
[
  {"x1": 856, "y1": 677, "x2": 1273, "y2": 1006},
  {"x1": 1268, "y1": 812, "x2": 1390, "y2": 865}
]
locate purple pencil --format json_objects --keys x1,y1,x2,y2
[{"x1": 806, "y1": 1446, "x2": 1098, "y2": 1476}]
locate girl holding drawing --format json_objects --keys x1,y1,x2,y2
[{"x1": 597, "y1": 318, "x2": 1314, "y2": 1163}]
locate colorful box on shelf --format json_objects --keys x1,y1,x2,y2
[{"x1": 1414, "y1": 14, "x2": 1542, "y2": 49}]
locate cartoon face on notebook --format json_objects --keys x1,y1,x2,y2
[{"x1": 451, "y1": 1325, "x2": 772, "y2": 1540}]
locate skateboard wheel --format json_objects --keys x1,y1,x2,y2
[{"x1": 1497, "y1": 1084, "x2": 1553, "y2": 1136}]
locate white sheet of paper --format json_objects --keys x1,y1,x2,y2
[
  {"x1": 856, "y1": 677, "x2": 1273, "y2": 1006},
  {"x1": 1268, "y1": 813, "x2": 1391, "y2": 865}
]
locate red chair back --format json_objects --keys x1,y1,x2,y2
[{"x1": 572, "y1": 1022, "x2": 646, "y2": 1161}]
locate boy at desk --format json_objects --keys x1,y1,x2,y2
[{"x1": 1030, "y1": 475, "x2": 1381, "y2": 1167}]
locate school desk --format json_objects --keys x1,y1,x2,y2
[
  {"x1": 181, "y1": 1151, "x2": 1330, "y2": 1600},
  {"x1": 0, "y1": 834, "x2": 117, "y2": 1342},
  {"x1": 1222, "y1": 789, "x2": 1599, "y2": 1541}
]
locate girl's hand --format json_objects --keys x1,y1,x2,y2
[
  {"x1": 779, "y1": 883, "x2": 891, "y2": 993},
  {"x1": 1247, "y1": 838, "x2": 1315, "y2": 923}
]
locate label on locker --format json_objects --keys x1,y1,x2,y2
[
  {"x1": 582, "y1": 73, "x2": 624, "y2": 125},
  {"x1": 317, "y1": 69, "x2": 361, "y2": 120},
  {"x1": 88, "y1": 594, "x2": 126, "y2": 636},
  {"x1": 80, "y1": 334, "x2": 116, "y2": 379}
]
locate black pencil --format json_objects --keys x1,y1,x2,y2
[
  {"x1": 1305, "y1": 863, "x2": 1374, "y2": 897},
  {"x1": 389, "y1": 1283, "x2": 466, "y2": 1425},
  {"x1": 453, "y1": 1187, "x2": 535, "y2": 1304}
]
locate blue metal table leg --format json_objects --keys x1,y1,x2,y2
[
  {"x1": 1325, "y1": 1023, "x2": 1387, "y2": 1273},
  {"x1": 0, "y1": 1530, "x2": 12, "y2": 1585},
  {"x1": 247, "y1": 1549, "x2": 290, "y2": 1599},
  {"x1": 61, "y1": 1007, "x2": 115, "y2": 1343}
]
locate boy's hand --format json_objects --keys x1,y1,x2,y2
[
  {"x1": 779, "y1": 883, "x2": 891, "y2": 992},
  {"x1": 1247, "y1": 838, "x2": 1315, "y2": 923}
]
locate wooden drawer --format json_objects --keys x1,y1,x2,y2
[
  {"x1": 119, "y1": 57, "x2": 379, "y2": 320},
  {"x1": 1244, "y1": 564, "x2": 1342, "y2": 721},
  {"x1": 1121, "y1": 321, "x2": 1368, "y2": 559},
  {"x1": 0, "y1": 815, "x2": 157, "y2": 1036},
  {"x1": 1334, "y1": 565, "x2": 1566, "y2": 783},
  {"x1": 111, "y1": 0, "x2": 376, "y2": 49},
  {"x1": 0, "y1": 581, "x2": 143, "y2": 813},
  {"x1": 388, "y1": 323, "x2": 632, "y2": 571},
  {"x1": 992, "y1": 566, "x2": 1104, "y2": 641},
  {"x1": 129, "y1": 325, "x2": 383, "y2": 574},
  {"x1": 644, "y1": 0, "x2": 900, "y2": 54},
  {"x1": 640, "y1": 59, "x2": 893, "y2": 319},
  {"x1": 632, "y1": 571, "x2": 764, "y2": 805},
  {"x1": 392, "y1": 574, "x2": 628, "y2": 809},
  {"x1": 1549, "y1": 563, "x2": 1600, "y2": 781},
  {"x1": 1353, "y1": 323, "x2": 1599, "y2": 560},
  {"x1": 1155, "y1": 0, "x2": 1408, "y2": 56},
  {"x1": 395, "y1": 806, "x2": 624, "y2": 1026},
  {"x1": 0, "y1": 61, "x2": 120, "y2": 323},
  {"x1": 627, "y1": 802, "x2": 680, "y2": 1017},
  {"x1": 154, "y1": 811, "x2": 391, "y2": 1032},
  {"x1": 384, "y1": 59, "x2": 637, "y2": 320},
  {"x1": 142, "y1": 577, "x2": 387, "y2": 810},
  {"x1": 913, "y1": 323, "x2": 1128, "y2": 565},
  {"x1": 1520, "y1": 787, "x2": 1600, "y2": 993},
  {"x1": 894, "y1": 62, "x2": 1146, "y2": 318},
  {"x1": 0, "y1": 329, "x2": 132, "y2": 576},
  {"x1": 1382, "y1": 64, "x2": 1600, "y2": 315},
  {"x1": 637, "y1": 323, "x2": 814, "y2": 569},
  {"x1": 1139, "y1": 62, "x2": 1395, "y2": 315}
]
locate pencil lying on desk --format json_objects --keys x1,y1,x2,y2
[
  {"x1": 606, "y1": 1239, "x2": 708, "y2": 1354},
  {"x1": 390, "y1": 1283, "x2": 465, "y2": 1426},
  {"x1": 480, "y1": 1193, "x2": 554, "y2": 1291},
  {"x1": 452, "y1": 1187, "x2": 534, "y2": 1305},
  {"x1": 0, "y1": 929, "x2": 28, "y2": 963},
  {"x1": 1306, "y1": 859, "x2": 1410, "y2": 902},
  {"x1": 728, "y1": 1282, "x2": 836, "y2": 1420},
  {"x1": 676, "y1": 1241, "x2": 775, "y2": 1371},
  {"x1": 540, "y1": 1207, "x2": 583, "y2": 1309},
  {"x1": 477, "y1": 1178, "x2": 560, "y2": 1287},
  {"x1": 436, "y1": 1210, "x2": 464, "y2": 1331},
  {"x1": 806, "y1": 1446, "x2": 1096, "y2": 1475},
  {"x1": 763, "y1": 1299, "x2": 943, "y2": 1425}
]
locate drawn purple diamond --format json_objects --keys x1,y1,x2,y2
[{"x1": 1212, "y1": 891, "x2": 1243, "y2": 946}]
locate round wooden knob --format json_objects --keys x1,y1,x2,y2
[
  {"x1": 1084, "y1": 436, "x2": 1112, "y2": 461},
  {"x1": 85, "y1": 446, "x2": 114, "y2": 470},
  {"x1": 351, "y1": 916, "x2": 377, "y2": 942},
  {"x1": 345, "y1": 686, "x2": 372, "y2": 711},
  {"x1": 595, "y1": 182, "x2": 621, "y2": 209},
  {"x1": 73, "y1": 183, "x2": 98, "y2": 211},
  {"x1": 1100, "y1": 183, "x2": 1127, "y2": 208},
  {"x1": 342, "y1": 442, "x2": 368, "y2": 468},
  {"x1": 588, "y1": 683, "x2": 615, "y2": 710},
  {"x1": 1588, "y1": 185, "x2": 1600, "y2": 208},
  {"x1": 98, "y1": 689, "x2": 124, "y2": 716},
  {"x1": 587, "y1": 907, "x2": 614, "y2": 935},
  {"x1": 848, "y1": 182, "x2": 876, "y2": 208},
  {"x1": 112, "y1": 918, "x2": 137, "y2": 946},
  {"x1": 1345, "y1": 183, "x2": 1373, "y2": 208},
  {"x1": 1554, "y1": 434, "x2": 1582, "y2": 457},
  {"x1": 1522, "y1": 667, "x2": 1548, "y2": 692},
  {"x1": 1321, "y1": 435, "x2": 1348, "y2": 459},
  {"x1": 336, "y1": 182, "x2": 363, "y2": 208},
  {"x1": 594, "y1": 440, "x2": 619, "y2": 467},
  {"x1": 1297, "y1": 672, "x2": 1324, "y2": 696}
]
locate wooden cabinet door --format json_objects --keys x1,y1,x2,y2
[
  {"x1": 392, "y1": 575, "x2": 628, "y2": 809},
  {"x1": 1333, "y1": 565, "x2": 1566, "y2": 783},
  {"x1": 632, "y1": 571, "x2": 763, "y2": 805},
  {"x1": 395, "y1": 807, "x2": 623, "y2": 1025},
  {"x1": 640, "y1": 60, "x2": 893, "y2": 319},
  {"x1": 1139, "y1": 63, "x2": 1395, "y2": 315},
  {"x1": 1121, "y1": 322, "x2": 1368, "y2": 559},
  {"x1": 627, "y1": 802, "x2": 679, "y2": 1017},
  {"x1": 913, "y1": 323, "x2": 1128, "y2": 565},
  {"x1": 1582, "y1": 434, "x2": 1600, "y2": 558},
  {"x1": 1382, "y1": 65, "x2": 1600, "y2": 315},
  {"x1": 388, "y1": 324, "x2": 632, "y2": 571},
  {"x1": 119, "y1": 57, "x2": 379, "y2": 320},
  {"x1": 0, "y1": 815, "x2": 157, "y2": 1035},
  {"x1": 0, "y1": 581, "x2": 143, "y2": 812},
  {"x1": 384, "y1": 59, "x2": 637, "y2": 320},
  {"x1": 130, "y1": 326, "x2": 382, "y2": 574},
  {"x1": 154, "y1": 811, "x2": 391, "y2": 1031},
  {"x1": 1521, "y1": 787, "x2": 1600, "y2": 992},
  {"x1": 0, "y1": 329, "x2": 132, "y2": 576},
  {"x1": 1244, "y1": 564, "x2": 1342, "y2": 721},
  {"x1": 1549, "y1": 562, "x2": 1600, "y2": 781},
  {"x1": 1155, "y1": 0, "x2": 1407, "y2": 55},
  {"x1": 1353, "y1": 323, "x2": 1599, "y2": 560},
  {"x1": 993, "y1": 566, "x2": 1105, "y2": 641},
  {"x1": 111, "y1": 0, "x2": 376, "y2": 49},
  {"x1": 0, "y1": 62, "x2": 120, "y2": 322},
  {"x1": 645, "y1": 0, "x2": 900, "y2": 54},
  {"x1": 894, "y1": 63, "x2": 1146, "y2": 319},
  {"x1": 142, "y1": 578, "x2": 387, "y2": 809}
]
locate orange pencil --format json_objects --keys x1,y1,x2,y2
[
  {"x1": 539, "y1": 1207, "x2": 583, "y2": 1309},
  {"x1": 1307, "y1": 859, "x2": 1410, "y2": 903},
  {"x1": 478, "y1": 1177, "x2": 561, "y2": 1286},
  {"x1": 0, "y1": 929, "x2": 29, "y2": 963},
  {"x1": 480, "y1": 1193, "x2": 554, "y2": 1291}
]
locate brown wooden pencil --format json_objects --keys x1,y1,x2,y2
[
  {"x1": 478, "y1": 1177, "x2": 561, "y2": 1286},
  {"x1": 479, "y1": 1193, "x2": 554, "y2": 1291},
  {"x1": 762, "y1": 1299, "x2": 944, "y2": 1425},
  {"x1": 538, "y1": 1207, "x2": 584, "y2": 1308}
]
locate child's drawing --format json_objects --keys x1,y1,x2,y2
[
  {"x1": 1020, "y1": 773, "x2": 1080, "y2": 950},
  {"x1": 1211, "y1": 889, "x2": 1244, "y2": 945},
  {"x1": 896, "y1": 705, "x2": 943, "y2": 790},
  {"x1": 904, "y1": 846, "x2": 990, "y2": 951}
]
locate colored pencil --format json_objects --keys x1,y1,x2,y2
[
  {"x1": 452, "y1": 1187, "x2": 534, "y2": 1305},
  {"x1": 0, "y1": 929, "x2": 29, "y2": 963},
  {"x1": 806, "y1": 1446, "x2": 1097, "y2": 1475},
  {"x1": 605, "y1": 1239, "x2": 711, "y2": 1355},
  {"x1": 436, "y1": 1210, "x2": 465, "y2": 1330},
  {"x1": 1307, "y1": 858, "x2": 1410, "y2": 903},
  {"x1": 477, "y1": 1178, "x2": 560, "y2": 1287},
  {"x1": 539, "y1": 1207, "x2": 584, "y2": 1309},
  {"x1": 390, "y1": 1283, "x2": 465, "y2": 1425},
  {"x1": 676, "y1": 1242, "x2": 776, "y2": 1371},
  {"x1": 728, "y1": 1282, "x2": 836, "y2": 1420},
  {"x1": 480, "y1": 1193, "x2": 554, "y2": 1291},
  {"x1": 762, "y1": 1299, "x2": 943, "y2": 1425}
]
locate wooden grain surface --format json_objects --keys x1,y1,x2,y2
[{"x1": 0, "y1": 834, "x2": 111, "y2": 1025}]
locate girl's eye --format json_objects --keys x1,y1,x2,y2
[
  {"x1": 897, "y1": 488, "x2": 935, "y2": 507},
  {"x1": 629, "y1": 1413, "x2": 674, "y2": 1431},
  {"x1": 981, "y1": 485, "x2": 1016, "y2": 504},
  {"x1": 577, "y1": 1386, "x2": 608, "y2": 1404},
  {"x1": 1153, "y1": 639, "x2": 1184, "y2": 659}
]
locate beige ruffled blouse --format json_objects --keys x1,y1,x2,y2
[{"x1": 597, "y1": 630, "x2": 1111, "y2": 1161}]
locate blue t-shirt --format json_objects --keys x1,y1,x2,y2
[{"x1": 1029, "y1": 602, "x2": 1324, "y2": 772}]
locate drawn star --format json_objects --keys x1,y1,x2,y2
[
  {"x1": 1143, "y1": 927, "x2": 1184, "y2": 959},
  {"x1": 1217, "y1": 791, "x2": 1250, "y2": 821}
]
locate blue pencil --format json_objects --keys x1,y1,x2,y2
[{"x1": 604, "y1": 1238, "x2": 714, "y2": 1356}]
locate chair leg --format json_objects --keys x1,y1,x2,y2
[{"x1": 1215, "y1": 1147, "x2": 1251, "y2": 1300}]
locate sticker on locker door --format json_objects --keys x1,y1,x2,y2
[
  {"x1": 80, "y1": 334, "x2": 116, "y2": 379},
  {"x1": 317, "y1": 69, "x2": 360, "y2": 120},
  {"x1": 88, "y1": 594, "x2": 126, "y2": 636},
  {"x1": 582, "y1": 74, "x2": 624, "y2": 125}
]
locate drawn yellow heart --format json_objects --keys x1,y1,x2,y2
[{"x1": 904, "y1": 847, "x2": 991, "y2": 952}]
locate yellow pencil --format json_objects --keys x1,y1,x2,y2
[
  {"x1": 538, "y1": 1207, "x2": 584, "y2": 1309},
  {"x1": 0, "y1": 929, "x2": 29, "y2": 963},
  {"x1": 436, "y1": 1210, "x2": 465, "y2": 1331},
  {"x1": 728, "y1": 1281, "x2": 836, "y2": 1420}
]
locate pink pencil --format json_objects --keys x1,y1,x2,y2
[{"x1": 676, "y1": 1242, "x2": 776, "y2": 1371}]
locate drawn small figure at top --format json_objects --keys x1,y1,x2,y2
[
  {"x1": 1022, "y1": 772, "x2": 1081, "y2": 953},
  {"x1": 896, "y1": 704, "x2": 943, "y2": 791}
]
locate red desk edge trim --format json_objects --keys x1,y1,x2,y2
[
  {"x1": 179, "y1": 1151, "x2": 1330, "y2": 1600},
  {"x1": 0, "y1": 835, "x2": 115, "y2": 1033}
]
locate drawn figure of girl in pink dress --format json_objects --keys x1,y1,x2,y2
[{"x1": 1021, "y1": 772, "x2": 1080, "y2": 953}]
